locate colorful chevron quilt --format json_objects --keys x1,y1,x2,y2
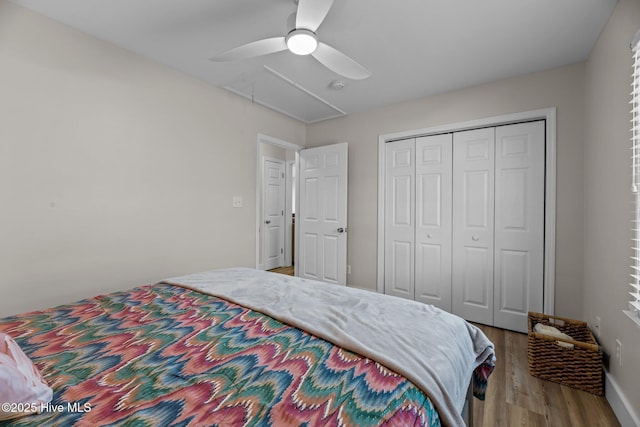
[{"x1": 0, "y1": 283, "x2": 493, "y2": 426}]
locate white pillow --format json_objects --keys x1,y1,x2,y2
[{"x1": 0, "y1": 332, "x2": 53, "y2": 421}]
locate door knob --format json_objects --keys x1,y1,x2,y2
[
  {"x1": 427, "y1": 234, "x2": 433, "y2": 239},
  {"x1": 472, "y1": 235, "x2": 480, "y2": 241},
  {"x1": 265, "y1": 220, "x2": 271, "y2": 224},
  {"x1": 337, "y1": 227, "x2": 347, "y2": 233}
]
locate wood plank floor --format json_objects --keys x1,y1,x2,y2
[
  {"x1": 268, "y1": 266, "x2": 295, "y2": 276},
  {"x1": 474, "y1": 324, "x2": 620, "y2": 427}
]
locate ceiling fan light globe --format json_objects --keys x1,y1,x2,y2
[{"x1": 286, "y1": 29, "x2": 318, "y2": 55}]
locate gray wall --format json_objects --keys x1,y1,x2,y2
[
  {"x1": 584, "y1": 0, "x2": 640, "y2": 420},
  {"x1": 0, "y1": 1, "x2": 306, "y2": 316}
]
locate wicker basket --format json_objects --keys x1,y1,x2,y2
[{"x1": 527, "y1": 312, "x2": 603, "y2": 395}]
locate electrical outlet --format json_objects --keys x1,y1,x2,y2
[
  {"x1": 232, "y1": 196, "x2": 243, "y2": 208},
  {"x1": 594, "y1": 316, "x2": 601, "y2": 337},
  {"x1": 615, "y1": 339, "x2": 623, "y2": 367}
]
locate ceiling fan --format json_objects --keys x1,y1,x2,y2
[{"x1": 210, "y1": 0, "x2": 371, "y2": 80}]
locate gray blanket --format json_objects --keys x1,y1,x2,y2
[{"x1": 162, "y1": 267, "x2": 495, "y2": 427}]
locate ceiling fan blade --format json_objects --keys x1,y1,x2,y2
[
  {"x1": 296, "y1": 0, "x2": 334, "y2": 32},
  {"x1": 312, "y1": 42, "x2": 372, "y2": 80},
  {"x1": 210, "y1": 37, "x2": 287, "y2": 61}
]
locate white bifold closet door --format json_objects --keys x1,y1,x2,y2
[
  {"x1": 384, "y1": 121, "x2": 545, "y2": 332},
  {"x1": 493, "y1": 122, "x2": 545, "y2": 330},
  {"x1": 451, "y1": 127, "x2": 496, "y2": 325},
  {"x1": 384, "y1": 139, "x2": 416, "y2": 300},
  {"x1": 384, "y1": 134, "x2": 453, "y2": 311},
  {"x1": 415, "y1": 134, "x2": 452, "y2": 310},
  {"x1": 451, "y1": 122, "x2": 545, "y2": 331}
]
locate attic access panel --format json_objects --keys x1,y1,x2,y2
[{"x1": 224, "y1": 66, "x2": 345, "y2": 124}]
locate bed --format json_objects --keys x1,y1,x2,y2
[{"x1": 0, "y1": 268, "x2": 495, "y2": 427}]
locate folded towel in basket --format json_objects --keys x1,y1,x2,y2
[{"x1": 534, "y1": 323, "x2": 575, "y2": 349}]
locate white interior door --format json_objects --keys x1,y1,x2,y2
[
  {"x1": 415, "y1": 134, "x2": 453, "y2": 311},
  {"x1": 263, "y1": 158, "x2": 285, "y2": 270},
  {"x1": 298, "y1": 143, "x2": 348, "y2": 285},
  {"x1": 384, "y1": 139, "x2": 415, "y2": 299},
  {"x1": 493, "y1": 121, "x2": 545, "y2": 332},
  {"x1": 452, "y1": 128, "x2": 495, "y2": 325}
]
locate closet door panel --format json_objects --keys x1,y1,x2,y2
[
  {"x1": 384, "y1": 139, "x2": 415, "y2": 300},
  {"x1": 462, "y1": 246, "x2": 491, "y2": 306},
  {"x1": 415, "y1": 134, "x2": 452, "y2": 310},
  {"x1": 498, "y1": 249, "x2": 529, "y2": 315},
  {"x1": 452, "y1": 128, "x2": 495, "y2": 325},
  {"x1": 494, "y1": 121, "x2": 545, "y2": 332}
]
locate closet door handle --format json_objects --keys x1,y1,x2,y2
[{"x1": 472, "y1": 235, "x2": 480, "y2": 241}]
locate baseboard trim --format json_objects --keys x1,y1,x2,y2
[{"x1": 606, "y1": 373, "x2": 640, "y2": 427}]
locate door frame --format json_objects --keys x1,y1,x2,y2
[
  {"x1": 376, "y1": 107, "x2": 557, "y2": 315},
  {"x1": 255, "y1": 134, "x2": 303, "y2": 272}
]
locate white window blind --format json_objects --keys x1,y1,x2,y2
[{"x1": 628, "y1": 30, "x2": 640, "y2": 322}]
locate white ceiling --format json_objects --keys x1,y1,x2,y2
[{"x1": 11, "y1": 0, "x2": 617, "y2": 123}]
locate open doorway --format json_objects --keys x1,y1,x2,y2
[{"x1": 255, "y1": 134, "x2": 302, "y2": 273}]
